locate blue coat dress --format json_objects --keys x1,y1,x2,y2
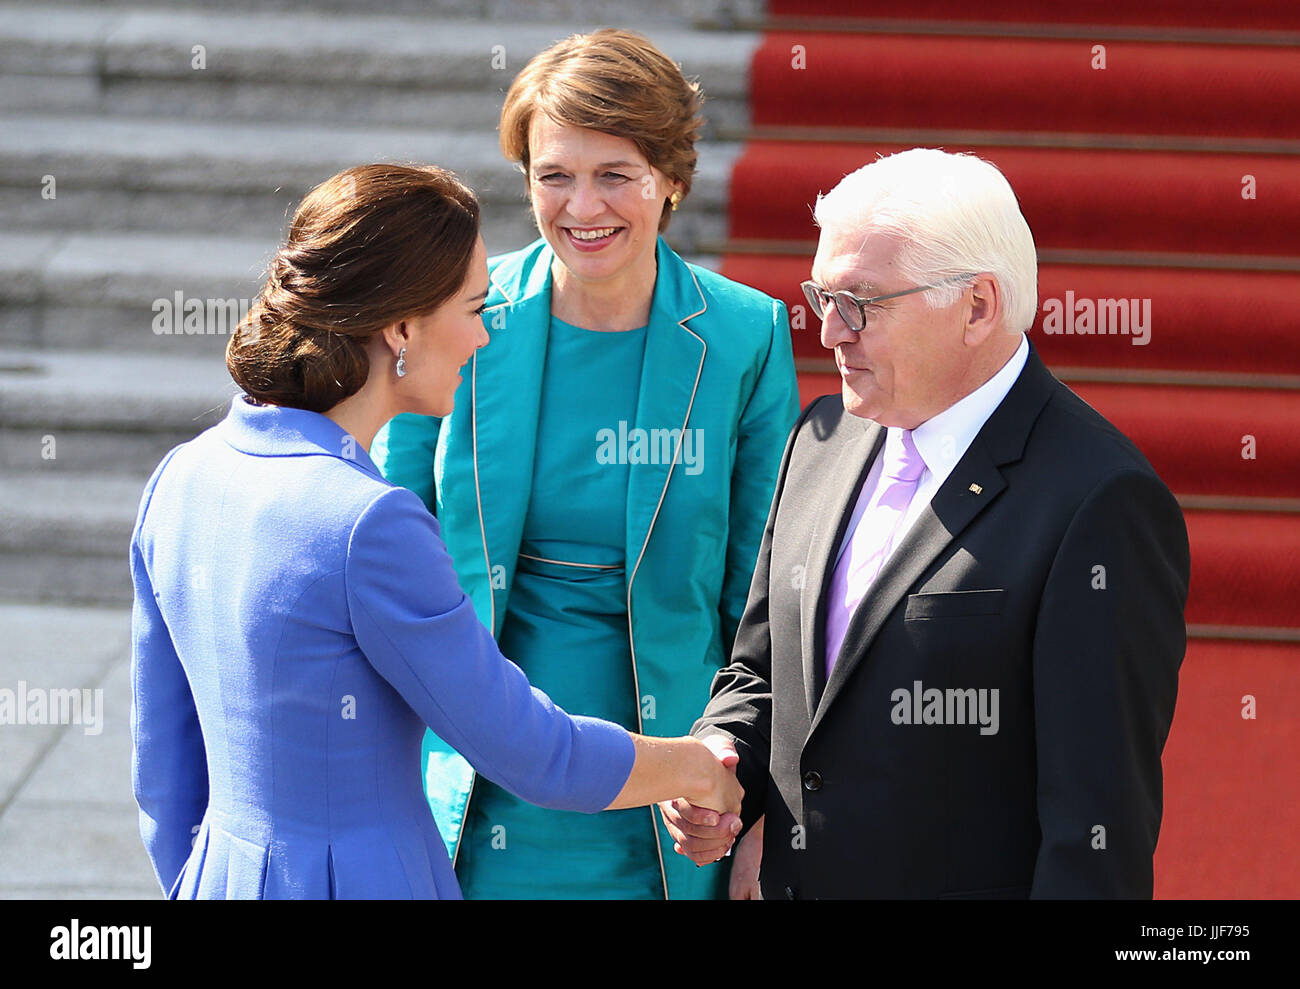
[{"x1": 129, "y1": 395, "x2": 635, "y2": 899}]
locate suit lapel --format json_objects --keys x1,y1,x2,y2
[
  {"x1": 625, "y1": 240, "x2": 708, "y2": 608},
  {"x1": 614, "y1": 238, "x2": 706, "y2": 901},
  {"x1": 809, "y1": 347, "x2": 1056, "y2": 732},
  {"x1": 799, "y1": 416, "x2": 882, "y2": 721},
  {"x1": 468, "y1": 243, "x2": 553, "y2": 634}
]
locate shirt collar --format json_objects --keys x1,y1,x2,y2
[
  {"x1": 217, "y1": 395, "x2": 384, "y2": 480},
  {"x1": 911, "y1": 334, "x2": 1030, "y2": 489}
]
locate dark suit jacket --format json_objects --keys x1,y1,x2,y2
[{"x1": 693, "y1": 345, "x2": 1191, "y2": 899}]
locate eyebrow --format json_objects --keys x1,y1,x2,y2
[
  {"x1": 531, "y1": 160, "x2": 641, "y2": 172},
  {"x1": 468, "y1": 288, "x2": 489, "y2": 302},
  {"x1": 812, "y1": 273, "x2": 881, "y2": 296}
]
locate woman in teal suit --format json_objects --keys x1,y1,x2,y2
[{"x1": 372, "y1": 30, "x2": 799, "y2": 899}]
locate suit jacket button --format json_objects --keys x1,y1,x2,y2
[
  {"x1": 802, "y1": 770, "x2": 823, "y2": 791},
  {"x1": 785, "y1": 885, "x2": 796, "y2": 900}
]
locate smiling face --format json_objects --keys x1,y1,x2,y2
[
  {"x1": 401, "y1": 235, "x2": 490, "y2": 418},
  {"x1": 812, "y1": 224, "x2": 973, "y2": 428},
  {"x1": 526, "y1": 115, "x2": 680, "y2": 290}
]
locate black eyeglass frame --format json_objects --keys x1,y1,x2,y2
[{"x1": 800, "y1": 273, "x2": 978, "y2": 332}]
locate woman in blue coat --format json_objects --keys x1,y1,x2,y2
[
  {"x1": 129, "y1": 163, "x2": 742, "y2": 899},
  {"x1": 371, "y1": 30, "x2": 799, "y2": 899}
]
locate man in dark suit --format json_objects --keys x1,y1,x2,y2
[{"x1": 660, "y1": 148, "x2": 1190, "y2": 899}]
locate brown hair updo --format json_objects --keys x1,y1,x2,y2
[
  {"x1": 498, "y1": 28, "x2": 705, "y2": 233},
  {"x1": 227, "y1": 163, "x2": 480, "y2": 413}
]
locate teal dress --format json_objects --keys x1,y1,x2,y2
[{"x1": 456, "y1": 316, "x2": 662, "y2": 899}]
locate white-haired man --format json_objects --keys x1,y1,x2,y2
[{"x1": 662, "y1": 148, "x2": 1190, "y2": 898}]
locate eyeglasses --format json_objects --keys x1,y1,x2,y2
[{"x1": 800, "y1": 274, "x2": 977, "y2": 332}]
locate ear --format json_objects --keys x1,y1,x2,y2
[
  {"x1": 963, "y1": 274, "x2": 1002, "y2": 346},
  {"x1": 649, "y1": 163, "x2": 682, "y2": 199},
  {"x1": 667, "y1": 174, "x2": 685, "y2": 203},
  {"x1": 380, "y1": 319, "x2": 410, "y2": 358}
]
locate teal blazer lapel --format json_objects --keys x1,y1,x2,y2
[
  {"x1": 625, "y1": 239, "x2": 709, "y2": 608},
  {"x1": 468, "y1": 242, "x2": 553, "y2": 635}
]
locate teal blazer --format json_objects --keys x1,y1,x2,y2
[{"x1": 371, "y1": 236, "x2": 799, "y2": 899}]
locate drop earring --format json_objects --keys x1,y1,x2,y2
[{"x1": 395, "y1": 347, "x2": 407, "y2": 378}]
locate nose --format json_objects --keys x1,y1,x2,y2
[
  {"x1": 819, "y1": 305, "x2": 857, "y2": 351},
  {"x1": 565, "y1": 177, "x2": 607, "y2": 225}
]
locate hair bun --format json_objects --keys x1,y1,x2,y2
[{"x1": 226, "y1": 163, "x2": 480, "y2": 412}]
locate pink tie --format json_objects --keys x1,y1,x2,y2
[{"x1": 824, "y1": 428, "x2": 927, "y2": 677}]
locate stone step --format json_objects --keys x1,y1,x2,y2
[
  {"x1": 0, "y1": 347, "x2": 234, "y2": 474},
  {"x1": 0, "y1": 472, "x2": 143, "y2": 557},
  {"x1": 0, "y1": 345, "x2": 236, "y2": 605},
  {"x1": 0, "y1": 6, "x2": 756, "y2": 130},
  {"x1": 0, "y1": 113, "x2": 740, "y2": 248},
  {"x1": 0, "y1": 230, "x2": 273, "y2": 352},
  {"x1": 28, "y1": 0, "x2": 761, "y2": 25},
  {"x1": 0, "y1": 470, "x2": 144, "y2": 605},
  {"x1": 0, "y1": 229, "x2": 728, "y2": 351}
]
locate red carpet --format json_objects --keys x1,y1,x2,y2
[
  {"x1": 731, "y1": 142, "x2": 1300, "y2": 255},
  {"x1": 769, "y1": 0, "x2": 1300, "y2": 32},
  {"x1": 753, "y1": 34, "x2": 1300, "y2": 140},
  {"x1": 726, "y1": 3, "x2": 1300, "y2": 898},
  {"x1": 1156, "y1": 640, "x2": 1300, "y2": 899},
  {"x1": 1183, "y1": 511, "x2": 1300, "y2": 629},
  {"x1": 1071, "y1": 385, "x2": 1300, "y2": 501}
]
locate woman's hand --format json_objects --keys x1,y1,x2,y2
[
  {"x1": 657, "y1": 733, "x2": 745, "y2": 865},
  {"x1": 606, "y1": 732, "x2": 743, "y2": 817},
  {"x1": 688, "y1": 733, "x2": 743, "y2": 817}
]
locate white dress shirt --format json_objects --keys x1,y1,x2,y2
[{"x1": 832, "y1": 334, "x2": 1030, "y2": 572}]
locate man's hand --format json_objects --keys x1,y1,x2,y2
[
  {"x1": 728, "y1": 814, "x2": 764, "y2": 899},
  {"x1": 659, "y1": 734, "x2": 745, "y2": 866}
]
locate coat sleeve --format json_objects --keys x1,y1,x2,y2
[
  {"x1": 371, "y1": 413, "x2": 441, "y2": 513},
  {"x1": 345, "y1": 485, "x2": 636, "y2": 812},
  {"x1": 694, "y1": 397, "x2": 816, "y2": 832},
  {"x1": 718, "y1": 297, "x2": 801, "y2": 654},
  {"x1": 130, "y1": 454, "x2": 209, "y2": 896},
  {"x1": 1030, "y1": 467, "x2": 1190, "y2": 898}
]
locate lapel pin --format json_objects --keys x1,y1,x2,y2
[{"x1": 968, "y1": 483, "x2": 983, "y2": 494}]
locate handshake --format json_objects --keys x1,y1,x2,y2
[
  {"x1": 608, "y1": 730, "x2": 759, "y2": 892},
  {"x1": 607, "y1": 732, "x2": 744, "y2": 859},
  {"x1": 658, "y1": 733, "x2": 747, "y2": 866}
]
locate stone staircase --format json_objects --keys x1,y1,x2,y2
[{"x1": 0, "y1": 1, "x2": 762, "y2": 605}]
